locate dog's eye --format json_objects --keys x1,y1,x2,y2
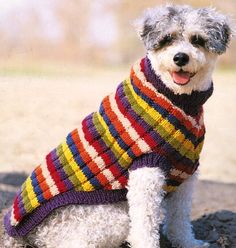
[
  {"x1": 191, "y1": 35, "x2": 206, "y2": 47},
  {"x1": 159, "y1": 34, "x2": 174, "y2": 47},
  {"x1": 153, "y1": 34, "x2": 174, "y2": 50}
]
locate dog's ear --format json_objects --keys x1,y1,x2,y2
[
  {"x1": 133, "y1": 10, "x2": 161, "y2": 50},
  {"x1": 133, "y1": 5, "x2": 189, "y2": 50},
  {"x1": 199, "y1": 8, "x2": 235, "y2": 54}
]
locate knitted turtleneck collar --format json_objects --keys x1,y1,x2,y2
[{"x1": 142, "y1": 57, "x2": 213, "y2": 116}]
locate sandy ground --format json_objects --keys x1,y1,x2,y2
[
  {"x1": 0, "y1": 68, "x2": 236, "y2": 247},
  {"x1": 0, "y1": 173, "x2": 236, "y2": 248}
]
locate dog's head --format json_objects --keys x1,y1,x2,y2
[{"x1": 135, "y1": 5, "x2": 234, "y2": 94}]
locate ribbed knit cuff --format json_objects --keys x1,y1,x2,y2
[
  {"x1": 130, "y1": 152, "x2": 171, "y2": 173},
  {"x1": 4, "y1": 189, "x2": 127, "y2": 237}
]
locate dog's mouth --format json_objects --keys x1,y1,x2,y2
[{"x1": 170, "y1": 70, "x2": 196, "y2": 86}]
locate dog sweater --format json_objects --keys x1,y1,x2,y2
[{"x1": 4, "y1": 57, "x2": 213, "y2": 237}]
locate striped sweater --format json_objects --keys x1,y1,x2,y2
[{"x1": 4, "y1": 57, "x2": 213, "y2": 237}]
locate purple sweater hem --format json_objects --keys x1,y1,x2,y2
[{"x1": 4, "y1": 189, "x2": 127, "y2": 237}]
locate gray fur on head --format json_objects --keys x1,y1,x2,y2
[{"x1": 134, "y1": 4, "x2": 234, "y2": 55}]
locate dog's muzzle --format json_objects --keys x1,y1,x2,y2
[{"x1": 173, "y1": 53, "x2": 189, "y2": 67}]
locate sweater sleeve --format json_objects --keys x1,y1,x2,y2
[{"x1": 129, "y1": 152, "x2": 172, "y2": 174}]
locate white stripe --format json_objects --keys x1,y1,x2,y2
[
  {"x1": 40, "y1": 162, "x2": 59, "y2": 196},
  {"x1": 102, "y1": 169, "x2": 118, "y2": 186},
  {"x1": 133, "y1": 61, "x2": 204, "y2": 129},
  {"x1": 102, "y1": 169, "x2": 115, "y2": 181},
  {"x1": 136, "y1": 138, "x2": 150, "y2": 153},
  {"x1": 170, "y1": 169, "x2": 190, "y2": 179},
  {"x1": 180, "y1": 172, "x2": 189, "y2": 179},
  {"x1": 109, "y1": 94, "x2": 151, "y2": 153},
  {"x1": 171, "y1": 169, "x2": 181, "y2": 177},
  {"x1": 198, "y1": 114, "x2": 204, "y2": 126},
  {"x1": 10, "y1": 208, "x2": 19, "y2": 226},
  {"x1": 77, "y1": 123, "x2": 115, "y2": 182},
  {"x1": 94, "y1": 156, "x2": 106, "y2": 170},
  {"x1": 11, "y1": 162, "x2": 59, "y2": 226},
  {"x1": 111, "y1": 180, "x2": 123, "y2": 190},
  {"x1": 77, "y1": 123, "x2": 98, "y2": 159}
]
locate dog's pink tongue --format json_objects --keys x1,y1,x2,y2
[{"x1": 172, "y1": 71, "x2": 191, "y2": 85}]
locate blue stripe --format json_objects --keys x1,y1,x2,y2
[
  {"x1": 66, "y1": 133, "x2": 101, "y2": 189},
  {"x1": 99, "y1": 104, "x2": 137, "y2": 160},
  {"x1": 67, "y1": 134, "x2": 87, "y2": 168},
  {"x1": 30, "y1": 171, "x2": 45, "y2": 203},
  {"x1": 130, "y1": 79, "x2": 201, "y2": 146},
  {"x1": 116, "y1": 81, "x2": 195, "y2": 167}
]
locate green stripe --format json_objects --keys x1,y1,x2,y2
[
  {"x1": 123, "y1": 80, "x2": 196, "y2": 162},
  {"x1": 56, "y1": 144, "x2": 83, "y2": 188},
  {"x1": 20, "y1": 180, "x2": 33, "y2": 213},
  {"x1": 93, "y1": 112, "x2": 131, "y2": 168}
]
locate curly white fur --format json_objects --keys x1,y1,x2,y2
[
  {"x1": 3, "y1": 4, "x2": 233, "y2": 248},
  {"x1": 135, "y1": 4, "x2": 233, "y2": 95},
  {"x1": 4, "y1": 202, "x2": 129, "y2": 248},
  {"x1": 127, "y1": 167, "x2": 165, "y2": 248},
  {"x1": 4, "y1": 170, "x2": 209, "y2": 248},
  {"x1": 148, "y1": 45, "x2": 217, "y2": 95},
  {"x1": 163, "y1": 173, "x2": 209, "y2": 248}
]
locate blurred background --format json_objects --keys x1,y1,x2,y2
[
  {"x1": 0, "y1": 0, "x2": 235, "y2": 69},
  {"x1": 0, "y1": 0, "x2": 235, "y2": 184}
]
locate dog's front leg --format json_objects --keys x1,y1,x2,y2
[
  {"x1": 127, "y1": 167, "x2": 165, "y2": 248},
  {"x1": 163, "y1": 173, "x2": 209, "y2": 248}
]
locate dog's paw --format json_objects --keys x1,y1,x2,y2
[
  {"x1": 192, "y1": 239, "x2": 210, "y2": 248},
  {"x1": 170, "y1": 238, "x2": 209, "y2": 248},
  {"x1": 178, "y1": 239, "x2": 209, "y2": 248}
]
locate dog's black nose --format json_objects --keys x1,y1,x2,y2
[{"x1": 173, "y1": 53, "x2": 189, "y2": 66}]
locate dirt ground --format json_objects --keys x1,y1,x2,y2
[
  {"x1": 0, "y1": 173, "x2": 235, "y2": 248},
  {"x1": 0, "y1": 68, "x2": 236, "y2": 247}
]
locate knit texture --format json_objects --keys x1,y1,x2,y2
[{"x1": 4, "y1": 57, "x2": 213, "y2": 237}]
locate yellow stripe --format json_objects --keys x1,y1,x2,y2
[
  {"x1": 194, "y1": 141, "x2": 204, "y2": 159},
  {"x1": 25, "y1": 177, "x2": 40, "y2": 209},
  {"x1": 127, "y1": 78, "x2": 188, "y2": 144},
  {"x1": 97, "y1": 112, "x2": 132, "y2": 166},
  {"x1": 62, "y1": 142, "x2": 94, "y2": 191},
  {"x1": 126, "y1": 79, "x2": 196, "y2": 161},
  {"x1": 134, "y1": 62, "x2": 202, "y2": 129},
  {"x1": 163, "y1": 185, "x2": 177, "y2": 192}
]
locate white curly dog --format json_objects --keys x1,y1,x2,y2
[{"x1": 4, "y1": 4, "x2": 234, "y2": 248}]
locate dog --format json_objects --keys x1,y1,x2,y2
[{"x1": 3, "y1": 4, "x2": 234, "y2": 248}]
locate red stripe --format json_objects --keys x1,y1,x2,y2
[
  {"x1": 108, "y1": 164, "x2": 128, "y2": 187},
  {"x1": 103, "y1": 95, "x2": 143, "y2": 157},
  {"x1": 100, "y1": 150, "x2": 113, "y2": 166},
  {"x1": 132, "y1": 62, "x2": 204, "y2": 137},
  {"x1": 35, "y1": 166, "x2": 53, "y2": 200},
  {"x1": 115, "y1": 91, "x2": 158, "y2": 149},
  {"x1": 46, "y1": 153, "x2": 67, "y2": 193},
  {"x1": 78, "y1": 116, "x2": 127, "y2": 189},
  {"x1": 71, "y1": 129, "x2": 92, "y2": 166},
  {"x1": 118, "y1": 175, "x2": 128, "y2": 187},
  {"x1": 13, "y1": 196, "x2": 21, "y2": 222},
  {"x1": 96, "y1": 172, "x2": 110, "y2": 186},
  {"x1": 104, "y1": 184, "x2": 112, "y2": 190},
  {"x1": 72, "y1": 123, "x2": 114, "y2": 187}
]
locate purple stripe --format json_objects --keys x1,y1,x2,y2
[
  {"x1": 117, "y1": 82, "x2": 196, "y2": 168},
  {"x1": 130, "y1": 152, "x2": 172, "y2": 172},
  {"x1": 83, "y1": 115, "x2": 128, "y2": 176},
  {"x1": 50, "y1": 150, "x2": 74, "y2": 190},
  {"x1": 143, "y1": 56, "x2": 213, "y2": 116},
  {"x1": 4, "y1": 189, "x2": 127, "y2": 237},
  {"x1": 14, "y1": 191, "x2": 26, "y2": 221}
]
